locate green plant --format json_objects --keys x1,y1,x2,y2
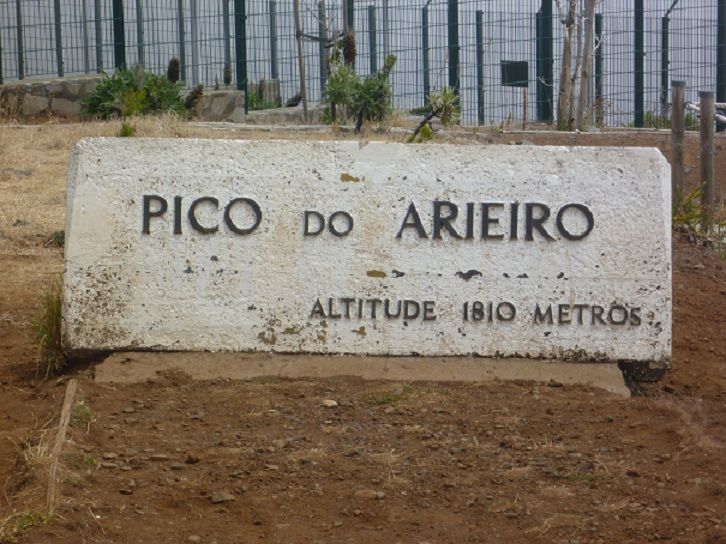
[
  {"x1": 673, "y1": 185, "x2": 704, "y2": 230},
  {"x1": 30, "y1": 276, "x2": 65, "y2": 377},
  {"x1": 322, "y1": 53, "x2": 396, "y2": 131},
  {"x1": 627, "y1": 111, "x2": 699, "y2": 130},
  {"x1": 247, "y1": 92, "x2": 280, "y2": 111},
  {"x1": 118, "y1": 121, "x2": 135, "y2": 137},
  {"x1": 0, "y1": 511, "x2": 52, "y2": 543},
  {"x1": 82, "y1": 66, "x2": 187, "y2": 119},
  {"x1": 408, "y1": 87, "x2": 460, "y2": 143},
  {"x1": 350, "y1": 54, "x2": 397, "y2": 133}
]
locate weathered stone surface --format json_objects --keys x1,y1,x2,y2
[
  {"x1": 51, "y1": 97, "x2": 82, "y2": 117},
  {"x1": 21, "y1": 94, "x2": 49, "y2": 116},
  {"x1": 195, "y1": 90, "x2": 245, "y2": 123},
  {"x1": 63, "y1": 140, "x2": 671, "y2": 363},
  {"x1": 1, "y1": 75, "x2": 101, "y2": 118}
]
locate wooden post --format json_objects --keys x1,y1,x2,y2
[
  {"x1": 671, "y1": 81, "x2": 686, "y2": 203},
  {"x1": 47, "y1": 379, "x2": 78, "y2": 517},
  {"x1": 699, "y1": 90, "x2": 715, "y2": 232},
  {"x1": 293, "y1": 0, "x2": 308, "y2": 123}
]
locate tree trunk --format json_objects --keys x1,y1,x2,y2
[
  {"x1": 293, "y1": 0, "x2": 308, "y2": 123},
  {"x1": 576, "y1": 0, "x2": 596, "y2": 130},
  {"x1": 557, "y1": 0, "x2": 577, "y2": 130},
  {"x1": 568, "y1": 7, "x2": 583, "y2": 128}
]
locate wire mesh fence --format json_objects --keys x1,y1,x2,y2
[{"x1": 0, "y1": 0, "x2": 723, "y2": 127}]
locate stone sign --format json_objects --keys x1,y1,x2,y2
[{"x1": 63, "y1": 139, "x2": 671, "y2": 363}]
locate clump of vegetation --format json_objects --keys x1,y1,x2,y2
[
  {"x1": 0, "y1": 511, "x2": 52, "y2": 543},
  {"x1": 323, "y1": 51, "x2": 397, "y2": 133},
  {"x1": 408, "y1": 87, "x2": 460, "y2": 143},
  {"x1": 29, "y1": 276, "x2": 66, "y2": 377},
  {"x1": 673, "y1": 185, "x2": 726, "y2": 256},
  {"x1": 82, "y1": 64, "x2": 191, "y2": 119},
  {"x1": 627, "y1": 111, "x2": 699, "y2": 130},
  {"x1": 118, "y1": 121, "x2": 135, "y2": 137}
]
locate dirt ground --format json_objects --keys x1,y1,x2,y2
[{"x1": 0, "y1": 119, "x2": 724, "y2": 543}]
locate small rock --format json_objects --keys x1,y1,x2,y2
[
  {"x1": 171, "y1": 463, "x2": 185, "y2": 471},
  {"x1": 188, "y1": 537, "x2": 202, "y2": 544},
  {"x1": 102, "y1": 452, "x2": 118, "y2": 460},
  {"x1": 124, "y1": 448, "x2": 139, "y2": 457},
  {"x1": 264, "y1": 464, "x2": 279, "y2": 471},
  {"x1": 321, "y1": 399, "x2": 338, "y2": 408},
  {"x1": 119, "y1": 488, "x2": 133, "y2": 495},
  {"x1": 626, "y1": 470, "x2": 640, "y2": 478},
  {"x1": 211, "y1": 490, "x2": 236, "y2": 504},
  {"x1": 100, "y1": 462, "x2": 119, "y2": 469},
  {"x1": 150, "y1": 454, "x2": 169, "y2": 461},
  {"x1": 120, "y1": 465, "x2": 133, "y2": 471},
  {"x1": 185, "y1": 454, "x2": 200, "y2": 464},
  {"x1": 354, "y1": 489, "x2": 386, "y2": 500},
  {"x1": 122, "y1": 407, "x2": 136, "y2": 414}
]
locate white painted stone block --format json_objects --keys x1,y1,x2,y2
[{"x1": 63, "y1": 139, "x2": 671, "y2": 363}]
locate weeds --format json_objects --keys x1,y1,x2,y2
[
  {"x1": 82, "y1": 65, "x2": 188, "y2": 119},
  {"x1": 672, "y1": 185, "x2": 726, "y2": 257},
  {"x1": 70, "y1": 401, "x2": 95, "y2": 432},
  {"x1": 118, "y1": 121, "x2": 136, "y2": 137},
  {"x1": 408, "y1": 87, "x2": 460, "y2": 143},
  {"x1": 0, "y1": 511, "x2": 52, "y2": 543},
  {"x1": 29, "y1": 276, "x2": 66, "y2": 377}
]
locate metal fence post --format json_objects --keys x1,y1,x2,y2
[
  {"x1": 223, "y1": 0, "x2": 231, "y2": 79},
  {"x1": 344, "y1": 0, "x2": 354, "y2": 32},
  {"x1": 54, "y1": 0, "x2": 63, "y2": 77},
  {"x1": 634, "y1": 0, "x2": 644, "y2": 127},
  {"x1": 318, "y1": 1, "x2": 327, "y2": 92},
  {"x1": 233, "y1": 0, "x2": 248, "y2": 112},
  {"x1": 15, "y1": 0, "x2": 24, "y2": 79},
  {"x1": 190, "y1": 0, "x2": 199, "y2": 85},
  {"x1": 112, "y1": 0, "x2": 126, "y2": 70},
  {"x1": 536, "y1": 0, "x2": 554, "y2": 122},
  {"x1": 595, "y1": 13, "x2": 603, "y2": 126},
  {"x1": 94, "y1": 0, "x2": 103, "y2": 73},
  {"x1": 422, "y1": 5, "x2": 430, "y2": 104},
  {"x1": 717, "y1": 0, "x2": 726, "y2": 132},
  {"x1": 382, "y1": 0, "x2": 389, "y2": 57},
  {"x1": 177, "y1": 0, "x2": 186, "y2": 82},
  {"x1": 660, "y1": 16, "x2": 669, "y2": 117},
  {"x1": 269, "y1": 0, "x2": 278, "y2": 80},
  {"x1": 368, "y1": 5, "x2": 377, "y2": 73},
  {"x1": 82, "y1": 0, "x2": 90, "y2": 73},
  {"x1": 136, "y1": 0, "x2": 145, "y2": 67},
  {"x1": 475, "y1": 10, "x2": 484, "y2": 125},
  {"x1": 447, "y1": 0, "x2": 460, "y2": 94},
  {"x1": 671, "y1": 81, "x2": 685, "y2": 202},
  {"x1": 0, "y1": 21, "x2": 3, "y2": 84},
  {"x1": 699, "y1": 91, "x2": 715, "y2": 231}
]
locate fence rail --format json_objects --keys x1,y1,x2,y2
[{"x1": 0, "y1": 0, "x2": 724, "y2": 127}]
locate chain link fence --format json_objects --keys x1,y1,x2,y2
[{"x1": 0, "y1": 0, "x2": 723, "y2": 126}]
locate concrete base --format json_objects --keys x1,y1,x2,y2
[{"x1": 94, "y1": 352, "x2": 630, "y2": 397}]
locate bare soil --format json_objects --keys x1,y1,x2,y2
[{"x1": 0, "y1": 119, "x2": 724, "y2": 543}]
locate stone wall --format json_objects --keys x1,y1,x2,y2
[{"x1": 0, "y1": 75, "x2": 102, "y2": 118}]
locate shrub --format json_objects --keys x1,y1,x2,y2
[
  {"x1": 323, "y1": 54, "x2": 397, "y2": 132},
  {"x1": 118, "y1": 121, "x2": 135, "y2": 137},
  {"x1": 30, "y1": 276, "x2": 66, "y2": 377},
  {"x1": 82, "y1": 66, "x2": 187, "y2": 119},
  {"x1": 408, "y1": 87, "x2": 460, "y2": 143}
]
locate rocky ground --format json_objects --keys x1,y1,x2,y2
[{"x1": 0, "y1": 120, "x2": 724, "y2": 543}]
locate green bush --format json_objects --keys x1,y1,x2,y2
[
  {"x1": 323, "y1": 54, "x2": 397, "y2": 132},
  {"x1": 408, "y1": 87, "x2": 460, "y2": 143},
  {"x1": 82, "y1": 67, "x2": 187, "y2": 119}
]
